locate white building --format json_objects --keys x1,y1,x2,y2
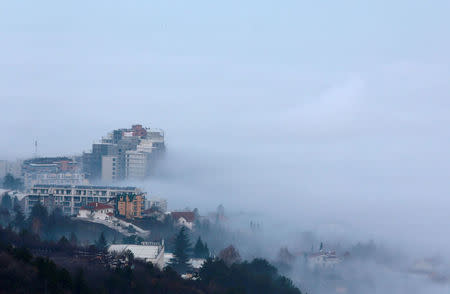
[
  {"x1": 109, "y1": 242, "x2": 165, "y2": 269},
  {"x1": 101, "y1": 155, "x2": 118, "y2": 182},
  {"x1": 145, "y1": 197, "x2": 167, "y2": 212},
  {"x1": 308, "y1": 250, "x2": 342, "y2": 269},
  {"x1": 125, "y1": 150, "x2": 149, "y2": 180},
  {"x1": 24, "y1": 172, "x2": 88, "y2": 189},
  {"x1": 78, "y1": 202, "x2": 114, "y2": 220},
  {"x1": 25, "y1": 184, "x2": 143, "y2": 215},
  {"x1": 171, "y1": 211, "x2": 196, "y2": 230}
]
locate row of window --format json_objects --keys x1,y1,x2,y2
[{"x1": 31, "y1": 189, "x2": 124, "y2": 196}]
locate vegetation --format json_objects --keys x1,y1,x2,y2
[
  {"x1": 193, "y1": 236, "x2": 210, "y2": 259},
  {"x1": 219, "y1": 245, "x2": 241, "y2": 266},
  {"x1": 1, "y1": 173, "x2": 24, "y2": 191},
  {"x1": 171, "y1": 226, "x2": 192, "y2": 274},
  {"x1": 0, "y1": 225, "x2": 302, "y2": 294},
  {"x1": 200, "y1": 258, "x2": 302, "y2": 294}
]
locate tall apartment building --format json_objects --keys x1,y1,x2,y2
[
  {"x1": 25, "y1": 184, "x2": 144, "y2": 216},
  {"x1": 82, "y1": 124, "x2": 165, "y2": 183},
  {"x1": 116, "y1": 192, "x2": 145, "y2": 219}
]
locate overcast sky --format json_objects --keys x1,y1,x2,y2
[{"x1": 1, "y1": 1, "x2": 450, "y2": 254}]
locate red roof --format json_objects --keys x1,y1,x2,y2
[
  {"x1": 171, "y1": 211, "x2": 196, "y2": 222},
  {"x1": 81, "y1": 202, "x2": 113, "y2": 211}
]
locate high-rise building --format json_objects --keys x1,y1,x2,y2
[{"x1": 82, "y1": 124, "x2": 165, "y2": 183}]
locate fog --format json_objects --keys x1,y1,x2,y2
[{"x1": 2, "y1": 1, "x2": 450, "y2": 293}]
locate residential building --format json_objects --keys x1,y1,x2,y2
[
  {"x1": 116, "y1": 192, "x2": 145, "y2": 219},
  {"x1": 82, "y1": 124, "x2": 165, "y2": 183},
  {"x1": 308, "y1": 250, "x2": 342, "y2": 269},
  {"x1": 108, "y1": 241, "x2": 165, "y2": 269},
  {"x1": 78, "y1": 202, "x2": 114, "y2": 220},
  {"x1": 145, "y1": 197, "x2": 168, "y2": 213},
  {"x1": 22, "y1": 157, "x2": 87, "y2": 189},
  {"x1": 24, "y1": 184, "x2": 143, "y2": 216},
  {"x1": 171, "y1": 211, "x2": 196, "y2": 230},
  {"x1": 101, "y1": 155, "x2": 118, "y2": 182}
]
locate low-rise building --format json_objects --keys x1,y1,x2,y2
[
  {"x1": 171, "y1": 211, "x2": 196, "y2": 230},
  {"x1": 25, "y1": 184, "x2": 143, "y2": 215},
  {"x1": 78, "y1": 202, "x2": 114, "y2": 221},
  {"x1": 108, "y1": 241, "x2": 165, "y2": 269},
  {"x1": 116, "y1": 193, "x2": 145, "y2": 219},
  {"x1": 145, "y1": 197, "x2": 167, "y2": 213},
  {"x1": 308, "y1": 250, "x2": 342, "y2": 269},
  {"x1": 22, "y1": 157, "x2": 86, "y2": 189}
]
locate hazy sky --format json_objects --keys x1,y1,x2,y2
[{"x1": 1, "y1": 1, "x2": 450, "y2": 254}]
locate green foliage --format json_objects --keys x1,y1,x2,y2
[
  {"x1": 171, "y1": 226, "x2": 192, "y2": 273},
  {"x1": 69, "y1": 232, "x2": 78, "y2": 246},
  {"x1": 122, "y1": 234, "x2": 143, "y2": 244},
  {"x1": 0, "y1": 193, "x2": 12, "y2": 210},
  {"x1": 193, "y1": 236, "x2": 210, "y2": 258},
  {"x1": 2, "y1": 173, "x2": 23, "y2": 191},
  {"x1": 200, "y1": 258, "x2": 302, "y2": 294},
  {"x1": 13, "y1": 204, "x2": 26, "y2": 230},
  {"x1": 0, "y1": 226, "x2": 303, "y2": 294},
  {"x1": 28, "y1": 202, "x2": 49, "y2": 235},
  {"x1": 96, "y1": 232, "x2": 107, "y2": 251}
]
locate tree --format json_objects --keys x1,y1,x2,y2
[
  {"x1": 170, "y1": 226, "x2": 192, "y2": 273},
  {"x1": 13, "y1": 204, "x2": 26, "y2": 230},
  {"x1": 122, "y1": 235, "x2": 143, "y2": 245},
  {"x1": 319, "y1": 242, "x2": 323, "y2": 251},
  {"x1": 193, "y1": 236, "x2": 210, "y2": 258},
  {"x1": 57, "y1": 236, "x2": 71, "y2": 250},
  {"x1": 1, "y1": 193, "x2": 12, "y2": 210},
  {"x1": 96, "y1": 232, "x2": 107, "y2": 251},
  {"x1": 2, "y1": 173, "x2": 23, "y2": 191},
  {"x1": 28, "y1": 202, "x2": 48, "y2": 235},
  {"x1": 219, "y1": 245, "x2": 241, "y2": 266},
  {"x1": 69, "y1": 232, "x2": 78, "y2": 246}
]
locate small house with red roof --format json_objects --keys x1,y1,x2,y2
[
  {"x1": 171, "y1": 211, "x2": 196, "y2": 230},
  {"x1": 78, "y1": 202, "x2": 114, "y2": 221}
]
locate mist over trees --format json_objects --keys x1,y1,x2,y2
[{"x1": 1, "y1": 173, "x2": 23, "y2": 191}]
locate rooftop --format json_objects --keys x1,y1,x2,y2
[
  {"x1": 171, "y1": 211, "x2": 196, "y2": 222},
  {"x1": 32, "y1": 184, "x2": 138, "y2": 190}
]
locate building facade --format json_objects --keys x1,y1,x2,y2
[
  {"x1": 116, "y1": 193, "x2": 145, "y2": 219},
  {"x1": 82, "y1": 124, "x2": 165, "y2": 183},
  {"x1": 25, "y1": 184, "x2": 143, "y2": 216},
  {"x1": 22, "y1": 157, "x2": 86, "y2": 189}
]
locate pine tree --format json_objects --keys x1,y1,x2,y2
[
  {"x1": 70, "y1": 232, "x2": 78, "y2": 246},
  {"x1": 193, "y1": 237, "x2": 205, "y2": 258},
  {"x1": 170, "y1": 227, "x2": 192, "y2": 273},
  {"x1": 202, "y1": 242, "x2": 210, "y2": 258},
  {"x1": 1, "y1": 193, "x2": 12, "y2": 210},
  {"x1": 96, "y1": 232, "x2": 107, "y2": 251},
  {"x1": 13, "y1": 204, "x2": 25, "y2": 230}
]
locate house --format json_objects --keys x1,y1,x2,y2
[
  {"x1": 308, "y1": 250, "x2": 342, "y2": 269},
  {"x1": 78, "y1": 202, "x2": 114, "y2": 221},
  {"x1": 108, "y1": 241, "x2": 165, "y2": 269},
  {"x1": 171, "y1": 211, "x2": 196, "y2": 230}
]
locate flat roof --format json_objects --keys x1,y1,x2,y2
[{"x1": 32, "y1": 184, "x2": 138, "y2": 190}]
